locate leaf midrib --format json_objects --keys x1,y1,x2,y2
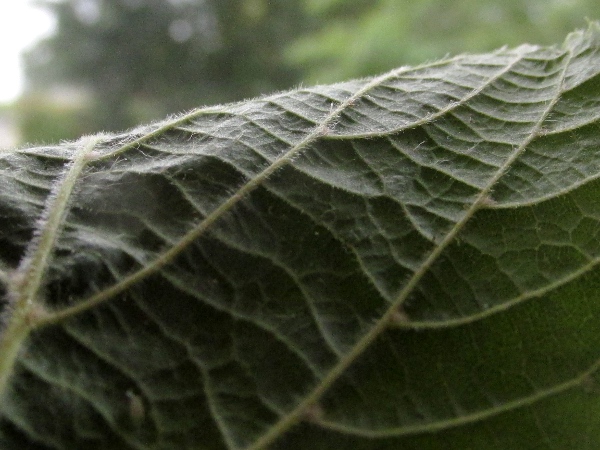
[{"x1": 0, "y1": 136, "x2": 102, "y2": 399}]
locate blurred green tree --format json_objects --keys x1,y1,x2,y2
[
  {"x1": 289, "y1": 0, "x2": 600, "y2": 83},
  {"x1": 21, "y1": 0, "x2": 314, "y2": 142}
]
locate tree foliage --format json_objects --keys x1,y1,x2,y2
[
  {"x1": 289, "y1": 0, "x2": 600, "y2": 83},
  {"x1": 22, "y1": 0, "x2": 314, "y2": 139}
]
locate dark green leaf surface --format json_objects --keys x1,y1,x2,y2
[{"x1": 2, "y1": 25, "x2": 600, "y2": 450}]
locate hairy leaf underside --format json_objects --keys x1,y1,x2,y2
[{"x1": 2, "y1": 25, "x2": 600, "y2": 450}]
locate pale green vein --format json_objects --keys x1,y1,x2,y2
[
  {"x1": 394, "y1": 249, "x2": 600, "y2": 330},
  {"x1": 0, "y1": 135, "x2": 101, "y2": 401},
  {"x1": 158, "y1": 268, "x2": 330, "y2": 377},
  {"x1": 532, "y1": 407, "x2": 554, "y2": 448},
  {"x1": 246, "y1": 41, "x2": 574, "y2": 450},
  {"x1": 256, "y1": 179, "x2": 419, "y2": 302},
  {"x1": 539, "y1": 114, "x2": 600, "y2": 137},
  {"x1": 85, "y1": 105, "x2": 227, "y2": 162},
  {"x1": 17, "y1": 355, "x2": 148, "y2": 450},
  {"x1": 487, "y1": 168, "x2": 600, "y2": 209},
  {"x1": 198, "y1": 362, "x2": 240, "y2": 450},
  {"x1": 14, "y1": 135, "x2": 103, "y2": 305},
  {"x1": 311, "y1": 359, "x2": 600, "y2": 437}
]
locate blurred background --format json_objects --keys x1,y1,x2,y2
[{"x1": 1, "y1": 0, "x2": 599, "y2": 147}]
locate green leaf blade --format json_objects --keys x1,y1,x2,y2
[{"x1": 2, "y1": 25, "x2": 600, "y2": 450}]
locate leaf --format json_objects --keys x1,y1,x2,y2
[{"x1": 2, "y1": 24, "x2": 600, "y2": 450}]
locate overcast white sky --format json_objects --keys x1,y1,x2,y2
[{"x1": 0, "y1": 2, "x2": 55, "y2": 103}]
